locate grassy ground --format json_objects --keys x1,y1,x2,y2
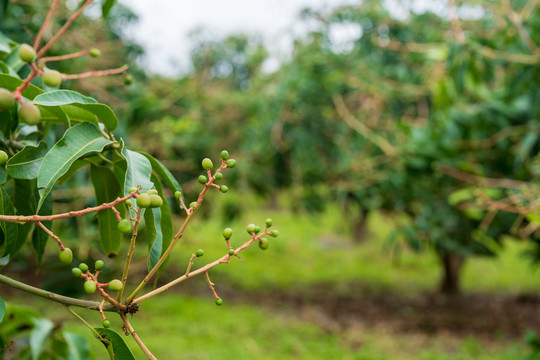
[{"x1": 2, "y1": 194, "x2": 540, "y2": 359}]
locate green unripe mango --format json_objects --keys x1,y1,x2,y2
[
  {"x1": 149, "y1": 194, "x2": 163, "y2": 208},
  {"x1": 95, "y1": 260, "x2": 104, "y2": 270},
  {"x1": 198, "y1": 175, "x2": 207, "y2": 184},
  {"x1": 136, "y1": 193, "x2": 151, "y2": 208},
  {"x1": 246, "y1": 224, "x2": 256, "y2": 234},
  {"x1": 42, "y1": 70, "x2": 62, "y2": 87},
  {"x1": 117, "y1": 219, "x2": 132, "y2": 234},
  {"x1": 220, "y1": 150, "x2": 229, "y2": 160},
  {"x1": 195, "y1": 249, "x2": 204, "y2": 257},
  {"x1": 79, "y1": 263, "x2": 89, "y2": 272},
  {"x1": 108, "y1": 279, "x2": 123, "y2": 291},
  {"x1": 174, "y1": 191, "x2": 182, "y2": 198},
  {"x1": 259, "y1": 238, "x2": 269, "y2": 250},
  {"x1": 0, "y1": 151, "x2": 9, "y2": 165},
  {"x1": 71, "y1": 267, "x2": 82, "y2": 277},
  {"x1": 215, "y1": 298, "x2": 223, "y2": 306},
  {"x1": 202, "y1": 158, "x2": 213, "y2": 170},
  {"x1": 271, "y1": 230, "x2": 279, "y2": 238},
  {"x1": 226, "y1": 159, "x2": 236, "y2": 168},
  {"x1": 124, "y1": 75, "x2": 133, "y2": 85},
  {"x1": 19, "y1": 44, "x2": 36, "y2": 63},
  {"x1": 0, "y1": 88, "x2": 15, "y2": 110},
  {"x1": 129, "y1": 187, "x2": 138, "y2": 193},
  {"x1": 84, "y1": 280, "x2": 97, "y2": 294},
  {"x1": 189, "y1": 202, "x2": 197, "y2": 208},
  {"x1": 147, "y1": 189, "x2": 158, "y2": 195},
  {"x1": 220, "y1": 185, "x2": 229, "y2": 193},
  {"x1": 265, "y1": 218, "x2": 273, "y2": 227},
  {"x1": 228, "y1": 249, "x2": 235, "y2": 256},
  {"x1": 58, "y1": 248, "x2": 73, "y2": 264},
  {"x1": 18, "y1": 103, "x2": 41, "y2": 125},
  {"x1": 102, "y1": 320, "x2": 111, "y2": 328},
  {"x1": 215, "y1": 172, "x2": 223, "y2": 180},
  {"x1": 223, "y1": 228, "x2": 233, "y2": 239},
  {"x1": 89, "y1": 48, "x2": 101, "y2": 58}
]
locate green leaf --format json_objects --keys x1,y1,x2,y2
[
  {"x1": 102, "y1": 0, "x2": 116, "y2": 18},
  {"x1": 140, "y1": 152, "x2": 182, "y2": 195},
  {"x1": 0, "y1": 73, "x2": 43, "y2": 99},
  {"x1": 38, "y1": 105, "x2": 70, "y2": 126},
  {"x1": 64, "y1": 332, "x2": 91, "y2": 360},
  {"x1": 30, "y1": 318, "x2": 54, "y2": 360},
  {"x1": 0, "y1": 167, "x2": 6, "y2": 184},
  {"x1": 0, "y1": 187, "x2": 18, "y2": 258},
  {"x1": 145, "y1": 174, "x2": 173, "y2": 271},
  {"x1": 0, "y1": 296, "x2": 5, "y2": 323},
  {"x1": 37, "y1": 122, "x2": 112, "y2": 210},
  {"x1": 90, "y1": 165, "x2": 124, "y2": 257},
  {"x1": 33, "y1": 90, "x2": 118, "y2": 130},
  {"x1": 6, "y1": 141, "x2": 49, "y2": 179},
  {"x1": 33, "y1": 189, "x2": 52, "y2": 266},
  {"x1": 11, "y1": 179, "x2": 37, "y2": 257},
  {"x1": 95, "y1": 328, "x2": 135, "y2": 360},
  {"x1": 121, "y1": 141, "x2": 153, "y2": 197}
]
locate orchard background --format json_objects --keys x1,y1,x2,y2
[{"x1": 2, "y1": 0, "x2": 540, "y2": 359}]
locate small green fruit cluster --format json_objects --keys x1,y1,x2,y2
[
  {"x1": 195, "y1": 249, "x2": 204, "y2": 257},
  {"x1": 246, "y1": 224, "x2": 260, "y2": 234},
  {"x1": 18, "y1": 103, "x2": 41, "y2": 125},
  {"x1": 42, "y1": 70, "x2": 62, "y2": 87},
  {"x1": 58, "y1": 248, "x2": 73, "y2": 264},
  {"x1": 136, "y1": 190, "x2": 163, "y2": 208},
  {"x1": 19, "y1": 44, "x2": 36, "y2": 63},
  {"x1": 108, "y1": 279, "x2": 123, "y2": 291},
  {"x1": 0, "y1": 88, "x2": 15, "y2": 110},
  {"x1": 117, "y1": 219, "x2": 132, "y2": 234},
  {"x1": 124, "y1": 74, "x2": 133, "y2": 85}
]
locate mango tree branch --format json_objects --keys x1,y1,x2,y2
[
  {"x1": 121, "y1": 313, "x2": 157, "y2": 360},
  {"x1": 0, "y1": 273, "x2": 118, "y2": 312},
  {"x1": 39, "y1": 50, "x2": 90, "y2": 64},
  {"x1": 0, "y1": 192, "x2": 137, "y2": 224},
  {"x1": 62, "y1": 65, "x2": 129, "y2": 80},
  {"x1": 37, "y1": 0, "x2": 94, "y2": 57},
  {"x1": 33, "y1": 0, "x2": 61, "y2": 50}
]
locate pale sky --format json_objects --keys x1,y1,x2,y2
[{"x1": 116, "y1": 0, "x2": 448, "y2": 76}]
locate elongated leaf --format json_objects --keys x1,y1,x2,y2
[
  {"x1": 33, "y1": 90, "x2": 118, "y2": 130},
  {"x1": 12, "y1": 179, "x2": 37, "y2": 257},
  {"x1": 0, "y1": 187, "x2": 18, "y2": 258},
  {"x1": 95, "y1": 328, "x2": 135, "y2": 360},
  {"x1": 0, "y1": 105, "x2": 16, "y2": 137},
  {"x1": 32, "y1": 189, "x2": 52, "y2": 266},
  {"x1": 64, "y1": 332, "x2": 91, "y2": 360},
  {"x1": 37, "y1": 122, "x2": 112, "y2": 210},
  {"x1": 38, "y1": 105, "x2": 70, "y2": 126},
  {"x1": 0, "y1": 296, "x2": 5, "y2": 323},
  {"x1": 0, "y1": 167, "x2": 5, "y2": 184},
  {"x1": 90, "y1": 165, "x2": 124, "y2": 257},
  {"x1": 0, "y1": 73, "x2": 43, "y2": 99},
  {"x1": 6, "y1": 141, "x2": 49, "y2": 179},
  {"x1": 121, "y1": 141, "x2": 153, "y2": 197},
  {"x1": 145, "y1": 174, "x2": 173, "y2": 271},
  {"x1": 141, "y1": 152, "x2": 182, "y2": 194},
  {"x1": 30, "y1": 318, "x2": 54, "y2": 360},
  {"x1": 102, "y1": 0, "x2": 116, "y2": 18}
]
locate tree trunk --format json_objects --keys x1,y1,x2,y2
[{"x1": 439, "y1": 252, "x2": 464, "y2": 295}]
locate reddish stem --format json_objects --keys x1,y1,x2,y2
[
  {"x1": 37, "y1": 221, "x2": 63, "y2": 250},
  {"x1": 61, "y1": 65, "x2": 129, "y2": 80},
  {"x1": 33, "y1": 0, "x2": 61, "y2": 50},
  {"x1": 39, "y1": 50, "x2": 90, "y2": 64}
]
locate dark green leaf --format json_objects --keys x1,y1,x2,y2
[
  {"x1": 37, "y1": 122, "x2": 112, "y2": 210},
  {"x1": 38, "y1": 105, "x2": 70, "y2": 126},
  {"x1": 102, "y1": 0, "x2": 116, "y2": 18},
  {"x1": 0, "y1": 187, "x2": 18, "y2": 258},
  {"x1": 0, "y1": 296, "x2": 5, "y2": 323},
  {"x1": 30, "y1": 318, "x2": 54, "y2": 360},
  {"x1": 64, "y1": 331, "x2": 91, "y2": 360},
  {"x1": 33, "y1": 90, "x2": 118, "y2": 130},
  {"x1": 6, "y1": 141, "x2": 49, "y2": 179},
  {"x1": 0, "y1": 167, "x2": 6, "y2": 184},
  {"x1": 12, "y1": 179, "x2": 37, "y2": 257},
  {"x1": 90, "y1": 165, "x2": 124, "y2": 257},
  {"x1": 32, "y1": 188, "x2": 52, "y2": 266},
  {"x1": 95, "y1": 328, "x2": 135, "y2": 360}
]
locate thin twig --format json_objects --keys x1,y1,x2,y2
[
  {"x1": 37, "y1": 0, "x2": 94, "y2": 57},
  {"x1": 62, "y1": 65, "x2": 129, "y2": 80},
  {"x1": 121, "y1": 314, "x2": 158, "y2": 360},
  {"x1": 116, "y1": 209, "x2": 142, "y2": 301},
  {"x1": 33, "y1": 0, "x2": 61, "y2": 50},
  {"x1": 37, "y1": 221, "x2": 63, "y2": 250}
]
